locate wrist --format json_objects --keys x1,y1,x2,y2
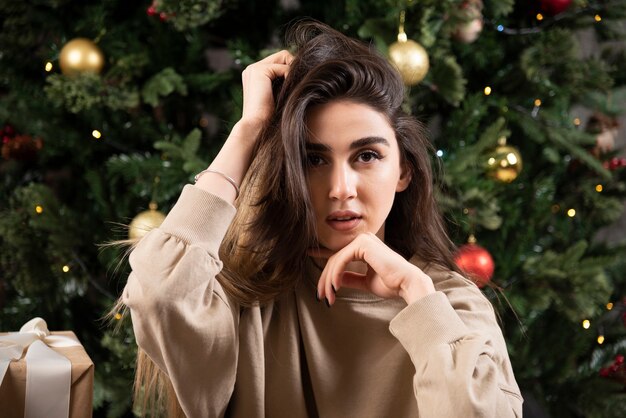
[
  {"x1": 398, "y1": 269, "x2": 436, "y2": 305},
  {"x1": 234, "y1": 117, "x2": 265, "y2": 139}
]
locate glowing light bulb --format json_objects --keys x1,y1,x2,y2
[
  {"x1": 92, "y1": 130, "x2": 102, "y2": 139},
  {"x1": 35, "y1": 205, "x2": 43, "y2": 214},
  {"x1": 534, "y1": 99, "x2": 542, "y2": 107},
  {"x1": 45, "y1": 62, "x2": 53, "y2": 72},
  {"x1": 536, "y1": 13, "x2": 544, "y2": 21},
  {"x1": 567, "y1": 209, "x2": 576, "y2": 217},
  {"x1": 484, "y1": 86, "x2": 492, "y2": 96},
  {"x1": 594, "y1": 15, "x2": 602, "y2": 22},
  {"x1": 573, "y1": 117, "x2": 581, "y2": 126},
  {"x1": 595, "y1": 184, "x2": 603, "y2": 192},
  {"x1": 606, "y1": 302, "x2": 613, "y2": 310},
  {"x1": 582, "y1": 319, "x2": 590, "y2": 329},
  {"x1": 62, "y1": 265, "x2": 70, "y2": 273},
  {"x1": 597, "y1": 335, "x2": 605, "y2": 344},
  {"x1": 114, "y1": 313, "x2": 122, "y2": 320}
]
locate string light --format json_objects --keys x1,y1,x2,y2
[
  {"x1": 35, "y1": 205, "x2": 43, "y2": 214},
  {"x1": 484, "y1": 86, "x2": 492, "y2": 95},
  {"x1": 114, "y1": 313, "x2": 122, "y2": 320},
  {"x1": 606, "y1": 302, "x2": 614, "y2": 310},
  {"x1": 92, "y1": 130, "x2": 102, "y2": 139},
  {"x1": 582, "y1": 319, "x2": 590, "y2": 329},
  {"x1": 567, "y1": 208, "x2": 576, "y2": 217},
  {"x1": 436, "y1": 150, "x2": 444, "y2": 157},
  {"x1": 594, "y1": 15, "x2": 602, "y2": 22},
  {"x1": 536, "y1": 13, "x2": 544, "y2": 21},
  {"x1": 595, "y1": 184, "x2": 603, "y2": 193},
  {"x1": 463, "y1": 208, "x2": 469, "y2": 215},
  {"x1": 597, "y1": 335, "x2": 605, "y2": 344},
  {"x1": 573, "y1": 117, "x2": 581, "y2": 126},
  {"x1": 534, "y1": 99, "x2": 542, "y2": 107},
  {"x1": 497, "y1": 25, "x2": 504, "y2": 32},
  {"x1": 62, "y1": 265, "x2": 70, "y2": 273},
  {"x1": 45, "y1": 62, "x2": 53, "y2": 72}
]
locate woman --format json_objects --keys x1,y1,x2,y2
[{"x1": 121, "y1": 20, "x2": 522, "y2": 417}]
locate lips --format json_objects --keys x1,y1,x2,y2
[{"x1": 326, "y1": 210, "x2": 362, "y2": 231}]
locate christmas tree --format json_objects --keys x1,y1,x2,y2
[{"x1": 1, "y1": 0, "x2": 626, "y2": 416}]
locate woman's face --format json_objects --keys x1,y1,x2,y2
[{"x1": 305, "y1": 100, "x2": 410, "y2": 251}]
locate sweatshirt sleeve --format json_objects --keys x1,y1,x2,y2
[
  {"x1": 122, "y1": 184, "x2": 239, "y2": 418},
  {"x1": 389, "y1": 270, "x2": 523, "y2": 418}
]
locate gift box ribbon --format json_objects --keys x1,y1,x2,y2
[{"x1": 0, "y1": 317, "x2": 81, "y2": 418}]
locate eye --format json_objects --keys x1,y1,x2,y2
[
  {"x1": 307, "y1": 153, "x2": 326, "y2": 167},
  {"x1": 356, "y1": 150, "x2": 382, "y2": 163}
]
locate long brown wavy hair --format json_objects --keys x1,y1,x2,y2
[{"x1": 120, "y1": 19, "x2": 461, "y2": 417}]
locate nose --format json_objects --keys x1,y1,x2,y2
[{"x1": 328, "y1": 163, "x2": 357, "y2": 201}]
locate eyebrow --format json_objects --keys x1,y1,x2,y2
[{"x1": 305, "y1": 136, "x2": 391, "y2": 152}]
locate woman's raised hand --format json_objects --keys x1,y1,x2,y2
[
  {"x1": 241, "y1": 49, "x2": 294, "y2": 129},
  {"x1": 309, "y1": 233, "x2": 436, "y2": 306},
  {"x1": 194, "y1": 50, "x2": 293, "y2": 203}
]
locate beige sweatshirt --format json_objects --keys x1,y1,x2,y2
[{"x1": 123, "y1": 185, "x2": 523, "y2": 417}]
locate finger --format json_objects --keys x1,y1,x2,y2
[
  {"x1": 243, "y1": 63, "x2": 290, "y2": 83},
  {"x1": 324, "y1": 246, "x2": 359, "y2": 305},
  {"x1": 264, "y1": 63, "x2": 291, "y2": 79},
  {"x1": 317, "y1": 252, "x2": 342, "y2": 306},
  {"x1": 317, "y1": 262, "x2": 329, "y2": 306},
  {"x1": 258, "y1": 49, "x2": 294, "y2": 65},
  {"x1": 326, "y1": 258, "x2": 336, "y2": 305}
]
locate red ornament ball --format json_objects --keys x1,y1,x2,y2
[
  {"x1": 540, "y1": 0, "x2": 572, "y2": 15},
  {"x1": 455, "y1": 241, "x2": 495, "y2": 288}
]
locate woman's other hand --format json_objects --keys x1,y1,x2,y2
[
  {"x1": 241, "y1": 49, "x2": 293, "y2": 131},
  {"x1": 309, "y1": 233, "x2": 436, "y2": 306},
  {"x1": 195, "y1": 50, "x2": 293, "y2": 203}
]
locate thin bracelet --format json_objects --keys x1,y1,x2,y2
[{"x1": 194, "y1": 168, "x2": 240, "y2": 198}]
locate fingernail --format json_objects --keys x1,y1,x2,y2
[
  {"x1": 331, "y1": 284, "x2": 337, "y2": 294},
  {"x1": 325, "y1": 298, "x2": 331, "y2": 308},
  {"x1": 315, "y1": 290, "x2": 320, "y2": 302}
]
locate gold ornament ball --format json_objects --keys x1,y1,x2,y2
[
  {"x1": 485, "y1": 141, "x2": 523, "y2": 183},
  {"x1": 59, "y1": 38, "x2": 105, "y2": 75},
  {"x1": 388, "y1": 39, "x2": 429, "y2": 86},
  {"x1": 128, "y1": 203, "x2": 166, "y2": 239}
]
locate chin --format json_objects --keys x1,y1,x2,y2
[{"x1": 318, "y1": 235, "x2": 355, "y2": 251}]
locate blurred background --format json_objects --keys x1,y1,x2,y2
[{"x1": 1, "y1": 0, "x2": 625, "y2": 416}]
